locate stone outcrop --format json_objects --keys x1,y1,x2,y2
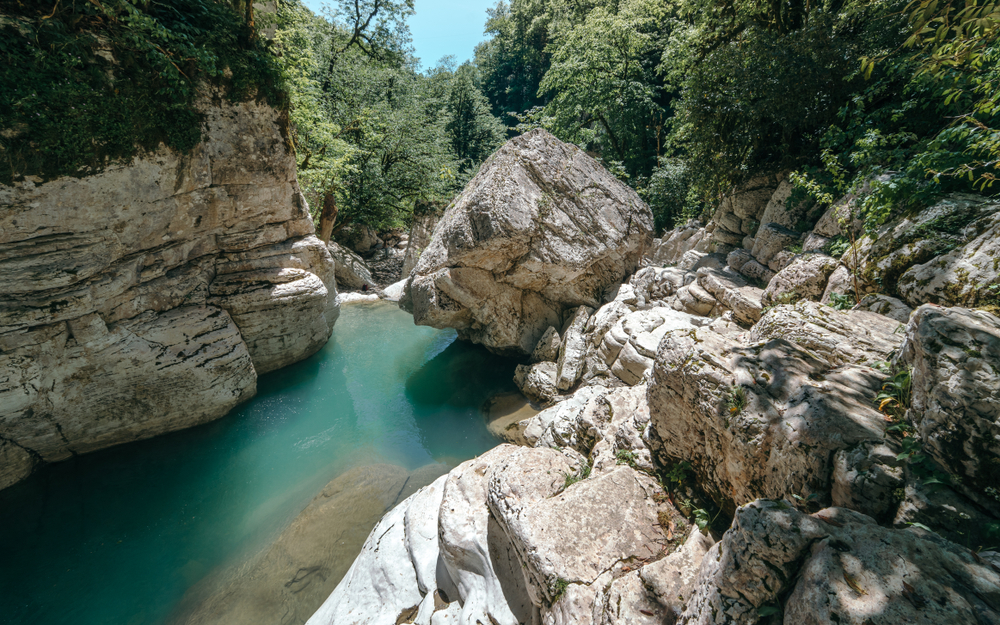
[
  {"x1": 0, "y1": 99, "x2": 338, "y2": 490},
  {"x1": 681, "y1": 500, "x2": 1000, "y2": 625},
  {"x1": 400, "y1": 205, "x2": 444, "y2": 277},
  {"x1": 761, "y1": 253, "x2": 840, "y2": 306},
  {"x1": 327, "y1": 241, "x2": 378, "y2": 290},
  {"x1": 400, "y1": 129, "x2": 653, "y2": 356},
  {"x1": 896, "y1": 305, "x2": 1000, "y2": 516},
  {"x1": 647, "y1": 310, "x2": 904, "y2": 518}
]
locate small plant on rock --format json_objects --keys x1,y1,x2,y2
[
  {"x1": 550, "y1": 578, "x2": 570, "y2": 603},
  {"x1": 615, "y1": 449, "x2": 639, "y2": 469},
  {"x1": 726, "y1": 385, "x2": 749, "y2": 415},
  {"x1": 827, "y1": 292, "x2": 855, "y2": 310},
  {"x1": 663, "y1": 461, "x2": 692, "y2": 491},
  {"x1": 875, "y1": 367, "x2": 912, "y2": 421},
  {"x1": 563, "y1": 460, "x2": 592, "y2": 489}
]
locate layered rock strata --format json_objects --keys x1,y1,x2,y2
[
  {"x1": 0, "y1": 99, "x2": 338, "y2": 490},
  {"x1": 400, "y1": 129, "x2": 653, "y2": 356}
]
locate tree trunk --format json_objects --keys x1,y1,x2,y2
[{"x1": 318, "y1": 192, "x2": 338, "y2": 244}]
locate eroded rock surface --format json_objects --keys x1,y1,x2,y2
[
  {"x1": 0, "y1": 99, "x2": 338, "y2": 489},
  {"x1": 400, "y1": 129, "x2": 653, "y2": 355}
]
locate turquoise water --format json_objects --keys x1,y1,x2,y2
[{"x1": 0, "y1": 302, "x2": 515, "y2": 625}]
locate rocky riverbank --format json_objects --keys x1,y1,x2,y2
[{"x1": 307, "y1": 133, "x2": 1000, "y2": 625}]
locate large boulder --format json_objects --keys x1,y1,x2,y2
[
  {"x1": 681, "y1": 501, "x2": 1000, "y2": 625},
  {"x1": 897, "y1": 209, "x2": 1000, "y2": 308},
  {"x1": 400, "y1": 129, "x2": 653, "y2": 355},
  {"x1": 327, "y1": 241, "x2": 378, "y2": 290},
  {"x1": 761, "y1": 253, "x2": 841, "y2": 307},
  {"x1": 647, "y1": 322, "x2": 900, "y2": 519},
  {"x1": 750, "y1": 300, "x2": 904, "y2": 366},
  {"x1": 401, "y1": 204, "x2": 445, "y2": 277},
  {"x1": 896, "y1": 305, "x2": 1000, "y2": 516}
]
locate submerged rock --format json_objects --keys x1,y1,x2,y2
[{"x1": 400, "y1": 129, "x2": 653, "y2": 356}]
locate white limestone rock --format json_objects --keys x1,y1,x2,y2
[
  {"x1": 599, "y1": 307, "x2": 705, "y2": 385},
  {"x1": 761, "y1": 253, "x2": 841, "y2": 307},
  {"x1": 327, "y1": 241, "x2": 378, "y2": 290},
  {"x1": 530, "y1": 326, "x2": 562, "y2": 363},
  {"x1": 400, "y1": 129, "x2": 653, "y2": 356},
  {"x1": 647, "y1": 324, "x2": 897, "y2": 517},
  {"x1": 697, "y1": 268, "x2": 764, "y2": 325},
  {"x1": 854, "y1": 293, "x2": 913, "y2": 323},
  {"x1": 896, "y1": 305, "x2": 1000, "y2": 516},
  {"x1": 0, "y1": 98, "x2": 338, "y2": 489},
  {"x1": 556, "y1": 306, "x2": 594, "y2": 390},
  {"x1": 750, "y1": 300, "x2": 904, "y2": 366},
  {"x1": 681, "y1": 501, "x2": 1000, "y2": 625},
  {"x1": 514, "y1": 362, "x2": 560, "y2": 406}
]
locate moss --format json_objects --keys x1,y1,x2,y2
[{"x1": 0, "y1": 0, "x2": 286, "y2": 185}]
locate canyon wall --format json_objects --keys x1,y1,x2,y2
[{"x1": 0, "y1": 98, "x2": 338, "y2": 490}]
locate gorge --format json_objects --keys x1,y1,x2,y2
[{"x1": 2, "y1": 0, "x2": 1000, "y2": 624}]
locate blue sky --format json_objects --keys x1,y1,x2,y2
[{"x1": 300, "y1": 0, "x2": 498, "y2": 70}]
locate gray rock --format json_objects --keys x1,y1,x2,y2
[
  {"x1": 515, "y1": 362, "x2": 560, "y2": 406},
  {"x1": 893, "y1": 479, "x2": 1000, "y2": 548},
  {"x1": 600, "y1": 308, "x2": 705, "y2": 385},
  {"x1": 757, "y1": 180, "x2": 811, "y2": 231},
  {"x1": 854, "y1": 294, "x2": 913, "y2": 323},
  {"x1": 761, "y1": 253, "x2": 841, "y2": 307},
  {"x1": 327, "y1": 241, "x2": 377, "y2": 290},
  {"x1": 630, "y1": 266, "x2": 696, "y2": 305},
  {"x1": 400, "y1": 205, "x2": 443, "y2": 277},
  {"x1": 863, "y1": 194, "x2": 997, "y2": 292},
  {"x1": 727, "y1": 248, "x2": 753, "y2": 272},
  {"x1": 0, "y1": 98, "x2": 338, "y2": 489},
  {"x1": 648, "y1": 324, "x2": 894, "y2": 516},
  {"x1": 751, "y1": 222, "x2": 801, "y2": 266},
  {"x1": 681, "y1": 501, "x2": 1000, "y2": 625},
  {"x1": 697, "y1": 268, "x2": 764, "y2": 326},
  {"x1": 400, "y1": 129, "x2": 653, "y2": 356},
  {"x1": 487, "y1": 453, "x2": 670, "y2": 607},
  {"x1": 531, "y1": 326, "x2": 562, "y2": 363},
  {"x1": 557, "y1": 306, "x2": 595, "y2": 390},
  {"x1": 676, "y1": 282, "x2": 718, "y2": 316},
  {"x1": 751, "y1": 300, "x2": 904, "y2": 366},
  {"x1": 648, "y1": 225, "x2": 710, "y2": 267},
  {"x1": 898, "y1": 210, "x2": 1000, "y2": 308},
  {"x1": 738, "y1": 259, "x2": 775, "y2": 284},
  {"x1": 896, "y1": 305, "x2": 1000, "y2": 516},
  {"x1": 803, "y1": 231, "x2": 831, "y2": 252},
  {"x1": 640, "y1": 527, "x2": 716, "y2": 616}
]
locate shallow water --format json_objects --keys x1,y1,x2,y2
[{"x1": 0, "y1": 302, "x2": 516, "y2": 625}]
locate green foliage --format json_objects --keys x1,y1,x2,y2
[
  {"x1": 663, "y1": 461, "x2": 692, "y2": 491},
  {"x1": 269, "y1": 0, "x2": 505, "y2": 232},
  {"x1": 875, "y1": 366, "x2": 913, "y2": 421},
  {"x1": 640, "y1": 157, "x2": 704, "y2": 233},
  {"x1": 564, "y1": 459, "x2": 593, "y2": 488},
  {"x1": 550, "y1": 577, "x2": 570, "y2": 603},
  {"x1": 0, "y1": 0, "x2": 285, "y2": 184},
  {"x1": 539, "y1": 0, "x2": 669, "y2": 176},
  {"x1": 827, "y1": 292, "x2": 856, "y2": 310},
  {"x1": 726, "y1": 385, "x2": 748, "y2": 415},
  {"x1": 615, "y1": 449, "x2": 639, "y2": 469}
]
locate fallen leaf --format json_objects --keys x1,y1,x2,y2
[
  {"x1": 639, "y1": 609, "x2": 655, "y2": 616},
  {"x1": 844, "y1": 572, "x2": 867, "y2": 595}
]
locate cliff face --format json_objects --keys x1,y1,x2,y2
[{"x1": 0, "y1": 98, "x2": 338, "y2": 490}]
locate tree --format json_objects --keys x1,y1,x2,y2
[{"x1": 445, "y1": 63, "x2": 506, "y2": 170}]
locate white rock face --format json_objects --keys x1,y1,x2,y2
[
  {"x1": 599, "y1": 308, "x2": 705, "y2": 385},
  {"x1": 0, "y1": 99, "x2": 338, "y2": 489},
  {"x1": 896, "y1": 305, "x2": 1000, "y2": 516},
  {"x1": 327, "y1": 241, "x2": 378, "y2": 290},
  {"x1": 897, "y1": 209, "x2": 1000, "y2": 308},
  {"x1": 761, "y1": 253, "x2": 841, "y2": 306},
  {"x1": 681, "y1": 501, "x2": 1000, "y2": 625},
  {"x1": 400, "y1": 129, "x2": 653, "y2": 355},
  {"x1": 647, "y1": 322, "x2": 900, "y2": 518},
  {"x1": 751, "y1": 300, "x2": 904, "y2": 366},
  {"x1": 400, "y1": 207, "x2": 443, "y2": 277},
  {"x1": 854, "y1": 293, "x2": 913, "y2": 323}
]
